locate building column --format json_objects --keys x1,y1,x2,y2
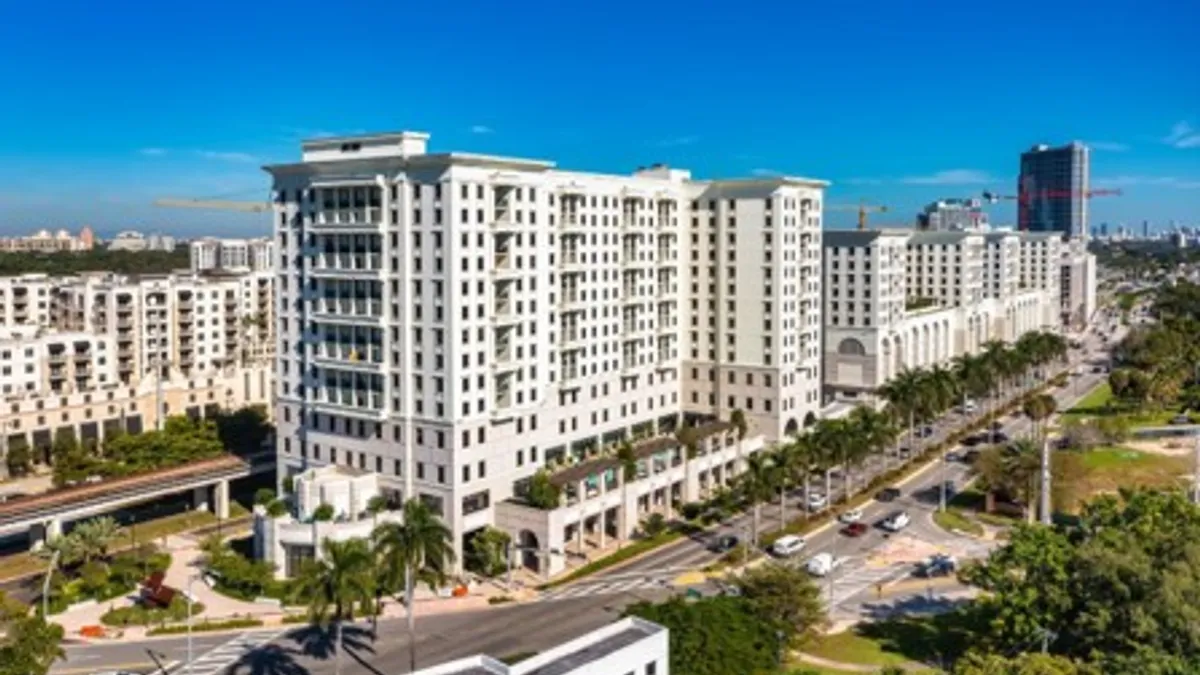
[
  {"x1": 598, "y1": 510, "x2": 607, "y2": 549},
  {"x1": 575, "y1": 520, "x2": 584, "y2": 551},
  {"x1": 192, "y1": 485, "x2": 210, "y2": 512},
  {"x1": 28, "y1": 518, "x2": 62, "y2": 551},
  {"x1": 214, "y1": 479, "x2": 230, "y2": 520}
]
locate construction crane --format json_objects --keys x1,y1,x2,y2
[
  {"x1": 828, "y1": 202, "x2": 889, "y2": 231},
  {"x1": 982, "y1": 187, "x2": 1122, "y2": 231},
  {"x1": 154, "y1": 198, "x2": 271, "y2": 213}
]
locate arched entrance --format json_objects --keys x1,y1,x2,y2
[
  {"x1": 784, "y1": 418, "x2": 799, "y2": 437},
  {"x1": 518, "y1": 530, "x2": 540, "y2": 572}
]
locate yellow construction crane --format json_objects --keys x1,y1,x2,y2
[
  {"x1": 153, "y1": 198, "x2": 271, "y2": 213},
  {"x1": 828, "y1": 202, "x2": 889, "y2": 231}
]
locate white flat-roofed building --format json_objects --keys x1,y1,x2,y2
[
  {"x1": 823, "y1": 229, "x2": 1060, "y2": 401},
  {"x1": 0, "y1": 326, "x2": 117, "y2": 397},
  {"x1": 413, "y1": 617, "x2": 668, "y2": 675},
  {"x1": 265, "y1": 130, "x2": 826, "y2": 571},
  {"x1": 191, "y1": 237, "x2": 275, "y2": 273}
]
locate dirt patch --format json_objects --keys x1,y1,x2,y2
[{"x1": 1126, "y1": 438, "x2": 1193, "y2": 457}]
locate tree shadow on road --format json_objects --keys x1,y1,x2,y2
[{"x1": 225, "y1": 643, "x2": 309, "y2": 675}]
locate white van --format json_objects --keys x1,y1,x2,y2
[
  {"x1": 771, "y1": 535, "x2": 806, "y2": 558},
  {"x1": 881, "y1": 511, "x2": 911, "y2": 532}
]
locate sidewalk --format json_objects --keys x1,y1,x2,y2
[{"x1": 53, "y1": 531, "x2": 513, "y2": 642}]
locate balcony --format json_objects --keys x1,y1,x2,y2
[
  {"x1": 558, "y1": 291, "x2": 586, "y2": 313},
  {"x1": 48, "y1": 352, "x2": 67, "y2": 365},
  {"x1": 314, "y1": 344, "x2": 384, "y2": 371},
  {"x1": 491, "y1": 253, "x2": 522, "y2": 280},
  {"x1": 310, "y1": 208, "x2": 383, "y2": 232},
  {"x1": 491, "y1": 206, "x2": 520, "y2": 232},
  {"x1": 491, "y1": 303, "x2": 520, "y2": 326},
  {"x1": 315, "y1": 389, "x2": 385, "y2": 417},
  {"x1": 558, "y1": 212, "x2": 586, "y2": 234},
  {"x1": 314, "y1": 297, "x2": 383, "y2": 322},
  {"x1": 559, "y1": 329, "x2": 586, "y2": 351},
  {"x1": 312, "y1": 252, "x2": 383, "y2": 278},
  {"x1": 559, "y1": 253, "x2": 587, "y2": 274}
]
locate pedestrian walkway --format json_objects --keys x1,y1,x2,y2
[
  {"x1": 826, "y1": 560, "x2": 912, "y2": 608},
  {"x1": 179, "y1": 629, "x2": 283, "y2": 675}
]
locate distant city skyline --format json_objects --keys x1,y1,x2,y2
[{"x1": 0, "y1": 0, "x2": 1195, "y2": 234}]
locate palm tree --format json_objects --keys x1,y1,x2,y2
[
  {"x1": 616, "y1": 440, "x2": 639, "y2": 546},
  {"x1": 372, "y1": 498, "x2": 456, "y2": 673},
  {"x1": 290, "y1": 538, "x2": 375, "y2": 675},
  {"x1": 1022, "y1": 393, "x2": 1057, "y2": 441},
  {"x1": 850, "y1": 406, "x2": 897, "y2": 480},
  {"x1": 72, "y1": 516, "x2": 120, "y2": 565},
  {"x1": 952, "y1": 353, "x2": 993, "y2": 413},
  {"x1": 786, "y1": 435, "x2": 818, "y2": 518},
  {"x1": 736, "y1": 453, "x2": 776, "y2": 549},
  {"x1": 879, "y1": 368, "x2": 925, "y2": 459}
]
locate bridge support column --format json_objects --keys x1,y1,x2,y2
[
  {"x1": 214, "y1": 479, "x2": 230, "y2": 520},
  {"x1": 192, "y1": 486, "x2": 210, "y2": 513},
  {"x1": 28, "y1": 518, "x2": 62, "y2": 552}
]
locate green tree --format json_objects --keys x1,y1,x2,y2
[
  {"x1": 71, "y1": 516, "x2": 120, "y2": 565},
  {"x1": 312, "y1": 503, "x2": 335, "y2": 522},
  {"x1": 642, "y1": 512, "x2": 668, "y2": 537},
  {"x1": 952, "y1": 653, "x2": 1100, "y2": 675},
  {"x1": 254, "y1": 488, "x2": 277, "y2": 508},
  {"x1": 524, "y1": 470, "x2": 561, "y2": 509},
  {"x1": 372, "y1": 498, "x2": 456, "y2": 673},
  {"x1": 0, "y1": 248, "x2": 188, "y2": 276},
  {"x1": 624, "y1": 596, "x2": 783, "y2": 675},
  {"x1": 729, "y1": 408, "x2": 748, "y2": 440},
  {"x1": 0, "y1": 595, "x2": 64, "y2": 675},
  {"x1": 735, "y1": 452, "x2": 776, "y2": 548},
  {"x1": 733, "y1": 562, "x2": 826, "y2": 646},
  {"x1": 289, "y1": 538, "x2": 375, "y2": 675},
  {"x1": 975, "y1": 440, "x2": 1041, "y2": 519},
  {"x1": 5, "y1": 437, "x2": 32, "y2": 477},
  {"x1": 466, "y1": 527, "x2": 511, "y2": 578}
]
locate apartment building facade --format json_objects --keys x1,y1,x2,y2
[
  {"x1": 0, "y1": 274, "x2": 55, "y2": 328},
  {"x1": 52, "y1": 270, "x2": 275, "y2": 383},
  {"x1": 822, "y1": 229, "x2": 1057, "y2": 400},
  {"x1": 265, "y1": 131, "x2": 825, "y2": 566},
  {"x1": 190, "y1": 237, "x2": 275, "y2": 273}
]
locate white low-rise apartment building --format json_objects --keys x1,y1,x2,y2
[
  {"x1": 416, "y1": 617, "x2": 668, "y2": 675},
  {"x1": 265, "y1": 130, "x2": 825, "y2": 571},
  {"x1": 0, "y1": 326, "x2": 117, "y2": 397},
  {"x1": 823, "y1": 229, "x2": 1060, "y2": 400},
  {"x1": 0, "y1": 274, "x2": 55, "y2": 328},
  {"x1": 52, "y1": 270, "x2": 275, "y2": 383}
]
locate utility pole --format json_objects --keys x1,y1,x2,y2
[
  {"x1": 1192, "y1": 434, "x2": 1200, "y2": 505},
  {"x1": 1040, "y1": 436, "x2": 1052, "y2": 525},
  {"x1": 155, "y1": 354, "x2": 169, "y2": 431}
]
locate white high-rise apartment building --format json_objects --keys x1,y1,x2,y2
[
  {"x1": 823, "y1": 229, "x2": 1057, "y2": 400},
  {"x1": 266, "y1": 131, "x2": 825, "y2": 562},
  {"x1": 190, "y1": 237, "x2": 275, "y2": 273}
]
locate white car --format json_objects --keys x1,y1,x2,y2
[
  {"x1": 771, "y1": 534, "x2": 806, "y2": 558},
  {"x1": 838, "y1": 508, "x2": 863, "y2": 524},
  {"x1": 806, "y1": 493, "x2": 828, "y2": 511},
  {"x1": 805, "y1": 552, "x2": 844, "y2": 577},
  {"x1": 881, "y1": 510, "x2": 911, "y2": 532},
  {"x1": 959, "y1": 400, "x2": 978, "y2": 414}
]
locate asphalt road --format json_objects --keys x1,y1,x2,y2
[{"x1": 57, "y1": 324, "x2": 1122, "y2": 675}]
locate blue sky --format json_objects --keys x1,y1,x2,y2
[{"x1": 0, "y1": 0, "x2": 1196, "y2": 237}]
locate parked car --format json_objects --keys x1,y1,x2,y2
[
  {"x1": 876, "y1": 487, "x2": 902, "y2": 502},
  {"x1": 805, "y1": 552, "x2": 844, "y2": 577},
  {"x1": 771, "y1": 535, "x2": 806, "y2": 558},
  {"x1": 916, "y1": 554, "x2": 958, "y2": 578},
  {"x1": 807, "y1": 493, "x2": 828, "y2": 511},
  {"x1": 839, "y1": 507, "x2": 864, "y2": 524},
  {"x1": 841, "y1": 522, "x2": 869, "y2": 538},
  {"x1": 708, "y1": 535, "x2": 739, "y2": 553},
  {"x1": 962, "y1": 449, "x2": 981, "y2": 463},
  {"x1": 880, "y1": 510, "x2": 911, "y2": 532},
  {"x1": 917, "y1": 425, "x2": 935, "y2": 438}
]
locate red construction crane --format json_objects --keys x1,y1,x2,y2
[{"x1": 981, "y1": 187, "x2": 1122, "y2": 231}]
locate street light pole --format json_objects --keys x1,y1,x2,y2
[{"x1": 42, "y1": 549, "x2": 60, "y2": 619}]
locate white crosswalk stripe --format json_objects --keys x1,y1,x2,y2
[
  {"x1": 180, "y1": 630, "x2": 284, "y2": 675},
  {"x1": 540, "y1": 574, "x2": 677, "y2": 602},
  {"x1": 823, "y1": 561, "x2": 913, "y2": 608}
]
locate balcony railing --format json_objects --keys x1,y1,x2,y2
[
  {"x1": 315, "y1": 298, "x2": 383, "y2": 318},
  {"x1": 314, "y1": 208, "x2": 382, "y2": 227},
  {"x1": 315, "y1": 343, "x2": 383, "y2": 365},
  {"x1": 314, "y1": 253, "x2": 383, "y2": 273}
]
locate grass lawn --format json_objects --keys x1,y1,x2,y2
[
  {"x1": 1078, "y1": 447, "x2": 1190, "y2": 495},
  {"x1": 1064, "y1": 382, "x2": 1114, "y2": 417},
  {"x1": 932, "y1": 509, "x2": 984, "y2": 536},
  {"x1": 1063, "y1": 382, "x2": 1186, "y2": 428},
  {"x1": 804, "y1": 630, "x2": 913, "y2": 668}
]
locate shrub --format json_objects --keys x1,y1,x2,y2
[
  {"x1": 311, "y1": 503, "x2": 335, "y2": 522},
  {"x1": 101, "y1": 596, "x2": 203, "y2": 627},
  {"x1": 642, "y1": 513, "x2": 668, "y2": 537},
  {"x1": 679, "y1": 502, "x2": 705, "y2": 521},
  {"x1": 147, "y1": 616, "x2": 263, "y2": 635}
]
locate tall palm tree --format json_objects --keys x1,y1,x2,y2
[
  {"x1": 290, "y1": 538, "x2": 375, "y2": 675},
  {"x1": 786, "y1": 435, "x2": 818, "y2": 518},
  {"x1": 736, "y1": 453, "x2": 776, "y2": 548},
  {"x1": 952, "y1": 353, "x2": 993, "y2": 412},
  {"x1": 372, "y1": 498, "x2": 456, "y2": 673},
  {"x1": 879, "y1": 368, "x2": 925, "y2": 459}
]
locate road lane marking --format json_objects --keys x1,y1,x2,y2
[{"x1": 54, "y1": 660, "x2": 177, "y2": 675}]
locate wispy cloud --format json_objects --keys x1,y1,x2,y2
[
  {"x1": 469, "y1": 124, "x2": 493, "y2": 134},
  {"x1": 899, "y1": 169, "x2": 995, "y2": 186},
  {"x1": 139, "y1": 147, "x2": 167, "y2": 157},
  {"x1": 1093, "y1": 175, "x2": 1200, "y2": 189},
  {"x1": 1163, "y1": 122, "x2": 1200, "y2": 149},
  {"x1": 655, "y1": 135, "x2": 699, "y2": 148},
  {"x1": 196, "y1": 150, "x2": 258, "y2": 163},
  {"x1": 751, "y1": 168, "x2": 782, "y2": 177},
  {"x1": 1086, "y1": 141, "x2": 1130, "y2": 152}
]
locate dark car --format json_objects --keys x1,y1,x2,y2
[
  {"x1": 841, "y1": 522, "x2": 869, "y2": 537},
  {"x1": 916, "y1": 554, "x2": 958, "y2": 578},
  {"x1": 876, "y1": 487, "x2": 902, "y2": 502},
  {"x1": 961, "y1": 434, "x2": 983, "y2": 447},
  {"x1": 989, "y1": 431, "x2": 1009, "y2": 443},
  {"x1": 941, "y1": 480, "x2": 957, "y2": 497},
  {"x1": 917, "y1": 426, "x2": 935, "y2": 438},
  {"x1": 708, "y1": 535, "x2": 739, "y2": 553},
  {"x1": 962, "y1": 449, "x2": 981, "y2": 464}
]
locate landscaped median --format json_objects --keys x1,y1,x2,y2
[{"x1": 146, "y1": 616, "x2": 264, "y2": 636}]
